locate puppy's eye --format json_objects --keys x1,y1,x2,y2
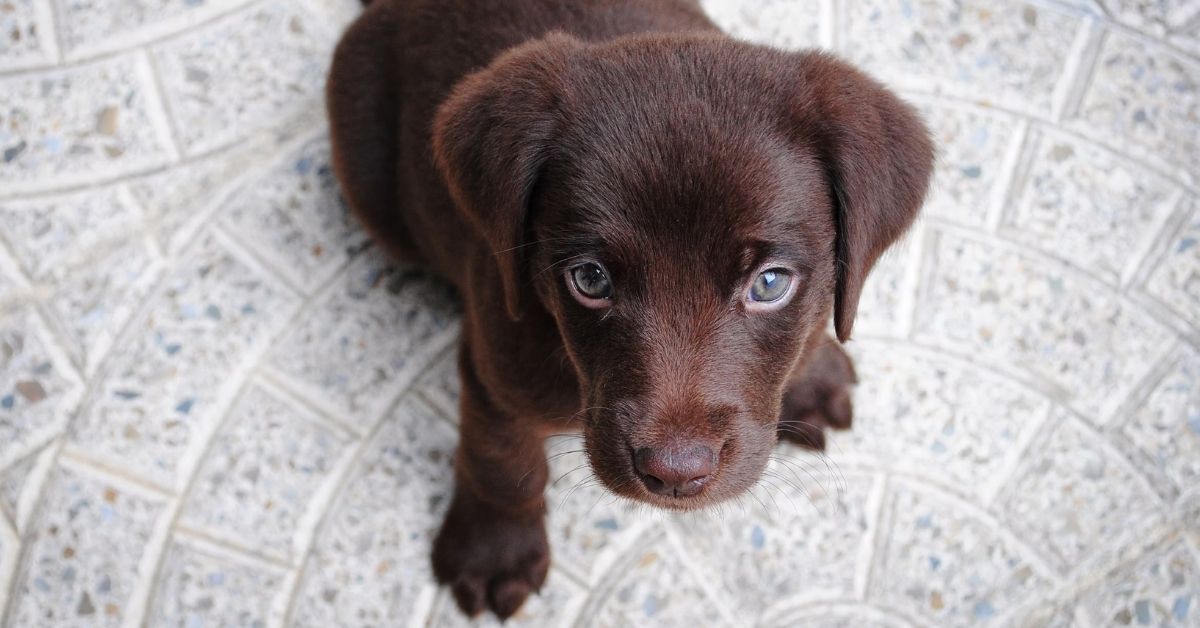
[
  {"x1": 567, "y1": 262, "x2": 613, "y2": 307},
  {"x1": 747, "y1": 268, "x2": 793, "y2": 305}
]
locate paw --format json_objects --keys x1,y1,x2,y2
[
  {"x1": 432, "y1": 491, "x2": 550, "y2": 620},
  {"x1": 778, "y1": 337, "x2": 856, "y2": 450}
]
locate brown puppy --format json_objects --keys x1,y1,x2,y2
[{"x1": 327, "y1": 0, "x2": 933, "y2": 619}]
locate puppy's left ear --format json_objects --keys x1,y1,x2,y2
[
  {"x1": 786, "y1": 52, "x2": 935, "y2": 342},
  {"x1": 432, "y1": 33, "x2": 583, "y2": 321}
]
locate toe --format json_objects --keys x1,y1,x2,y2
[
  {"x1": 489, "y1": 576, "x2": 532, "y2": 620},
  {"x1": 451, "y1": 577, "x2": 487, "y2": 617}
]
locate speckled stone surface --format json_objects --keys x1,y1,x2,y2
[{"x1": 1, "y1": 0, "x2": 1199, "y2": 626}]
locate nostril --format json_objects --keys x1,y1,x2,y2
[{"x1": 633, "y1": 445, "x2": 717, "y2": 498}]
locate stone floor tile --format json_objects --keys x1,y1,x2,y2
[
  {"x1": 146, "y1": 537, "x2": 286, "y2": 628},
  {"x1": 671, "y1": 470, "x2": 875, "y2": 621},
  {"x1": 266, "y1": 249, "x2": 458, "y2": 429},
  {"x1": 7, "y1": 463, "x2": 168, "y2": 627},
  {"x1": 1071, "y1": 29, "x2": 1200, "y2": 182},
  {"x1": 1119, "y1": 348, "x2": 1200, "y2": 499},
  {"x1": 67, "y1": 235, "x2": 299, "y2": 486},
  {"x1": 1143, "y1": 197, "x2": 1200, "y2": 329},
  {"x1": 55, "y1": 0, "x2": 252, "y2": 58},
  {"x1": 289, "y1": 397, "x2": 454, "y2": 627},
  {"x1": 179, "y1": 382, "x2": 353, "y2": 561},
  {"x1": 149, "y1": 0, "x2": 337, "y2": 155},
  {"x1": 1075, "y1": 534, "x2": 1199, "y2": 626},
  {"x1": 994, "y1": 411, "x2": 1160, "y2": 571},
  {"x1": 0, "y1": 53, "x2": 174, "y2": 195},
  {"x1": 425, "y1": 568, "x2": 587, "y2": 628},
  {"x1": 842, "y1": 342, "x2": 1049, "y2": 491},
  {"x1": 844, "y1": 0, "x2": 1081, "y2": 115},
  {"x1": 869, "y1": 482, "x2": 1051, "y2": 626},
  {"x1": 218, "y1": 134, "x2": 369, "y2": 293},
  {"x1": 700, "y1": 0, "x2": 823, "y2": 50},
  {"x1": 1003, "y1": 128, "x2": 1180, "y2": 285},
  {"x1": 919, "y1": 102, "x2": 1020, "y2": 228},
  {"x1": 0, "y1": 0, "x2": 56, "y2": 70},
  {"x1": 914, "y1": 228, "x2": 1173, "y2": 420},
  {"x1": 0, "y1": 308, "x2": 79, "y2": 469}
]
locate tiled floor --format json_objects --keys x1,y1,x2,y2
[{"x1": 0, "y1": 0, "x2": 1198, "y2": 626}]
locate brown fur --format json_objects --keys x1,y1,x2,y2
[{"x1": 327, "y1": 0, "x2": 933, "y2": 619}]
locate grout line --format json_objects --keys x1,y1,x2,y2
[
  {"x1": 1049, "y1": 17, "x2": 1103, "y2": 124},
  {"x1": 139, "y1": 48, "x2": 186, "y2": 163},
  {"x1": 979, "y1": 402, "x2": 1055, "y2": 508},
  {"x1": 984, "y1": 119, "x2": 1032, "y2": 234},
  {"x1": 0, "y1": 501, "x2": 19, "y2": 625},
  {"x1": 1121, "y1": 191, "x2": 1194, "y2": 291},
  {"x1": 817, "y1": 0, "x2": 837, "y2": 51},
  {"x1": 853, "y1": 471, "x2": 888, "y2": 601},
  {"x1": 41, "y1": 0, "x2": 65, "y2": 64},
  {"x1": 893, "y1": 219, "x2": 927, "y2": 340}
]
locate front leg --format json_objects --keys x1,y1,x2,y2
[
  {"x1": 432, "y1": 343, "x2": 550, "y2": 620},
  {"x1": 778, "y1": 334, "x2": 857, "y2": 450}
]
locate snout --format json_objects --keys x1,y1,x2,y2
[{"x1": 632, "y1": 443, "x2": 717, "y2": 498}]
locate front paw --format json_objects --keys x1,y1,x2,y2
[
  {"x1": 778, "y1": 336, "x2": 856, "y2": 450},
  {"x1": 432, "y1": 490, "x2": 550, "y2": 620}
]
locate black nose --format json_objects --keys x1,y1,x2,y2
[{"x1": 633, "y1": 445, "x2": 716, "y2": 498}]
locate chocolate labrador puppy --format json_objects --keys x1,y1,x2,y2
[{"x1": 327, "y1": 0, "x2": 933, "y2": 619}]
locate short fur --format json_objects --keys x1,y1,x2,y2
[{"x1": 327, "y1": 0, "x2": 933, "y2": 619}]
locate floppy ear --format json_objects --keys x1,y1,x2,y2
[
  {"x1": 432, "y1": 33, "x2": 582, "y2": 321},
  {"x1": 788, "y1": 52, "x2": 934, "y2": 342}
]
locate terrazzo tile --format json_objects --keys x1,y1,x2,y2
[
  {"x1": 146, "y1": 538, "x2": 286, "y2": 628},
  {"x1": 671, "y1": 470, "x2": 874, "y2": 620},
  {"x1": 1120, "y1": 348, "x2": 1200, "y2": 499},
  {"x1": 994, "y1": 412, "x2": 1160, "y2": 571},
  {"x1": 1143, "y1": 198, "x2": 1200, "y2": 329},
  {"x1": 0, "y1": 309, "x2": 79, "y2": 469},
  {"x1": 1004, "y1": 128, "x2": 1179, "y2": 285},
  {"x1": 1071, "y1": 30, "x2": 1200, "y2": 181},
  {"x1": 582, "y1": 538, "x2": 735, "y2": 628},
  {"x1": 913, "y1": 228, "x2": 1173, "y2": 420},
  {"x1": 67, "y1": 235, "x2": 299, "y2": 486},
  {"x1": 844, "y1": 0, "x2": 1080, "y2": 115},
  {"x1": 0, "y1": 53, "x2": 173, "y2": 195},
  {"x1": 150, "y1": 0, "x2": 337, "y2": 155},
  {"x1": 290, "y1": 398, "x2": 455, "y2": 627},
  {"x1": 841, "y1": 342, "x2": 1049, "y2": 490},
  {"x1": 0, "y1": 0, "x2": 55, "y2": 70},
  {"x1": 218, "y1": 134, "x2": 369, "y2": 292},
  {"x1": 425, "y1": 568, "x2": 586, "y2": 628},
  {"x1": 266, "y1": 249, "x2": 459, "y2": 429},
  {"x1": 869, "y1": 482, "x2": 1051, "y2": 626},
  {"x1": 179, "y1": 383, "x2": 353, "y2": 561},
  {"x1": 700, "y1": 0, "x2": 823, "y2": 50},
  {"x1": 919, "y1": 101, "x2": 1019, "y2": 228},
  {"x1": 1075, "y1": 535, "x2": 1199, "y2": 627},
  {"x1": 8, "y1": 464, "x2": 167, "y2": 627},
  {"x1": 55, "y1": 0, "x2": 251, "y2": 58}
]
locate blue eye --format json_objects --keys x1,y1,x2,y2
[
  {"x1": 571, "y1": 262, "x2": 612, "y2": 300},
  {"x1": 749, "y1": 268, "x2": 792, "y2": 303}
]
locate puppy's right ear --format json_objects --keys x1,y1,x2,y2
[{"x1": 432, "y1": 33, "x2": 583, "y2": 321}]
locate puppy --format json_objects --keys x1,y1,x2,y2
[{"x1": 327, "y1": 0, "x2": 933, "y2": 619}]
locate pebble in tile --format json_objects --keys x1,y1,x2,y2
[
  {"x1": 0, "y1": 309, "x2": 78, "y2": 468},
  {"x1": 995, "y1": 411, "x2": 1159, "y2": 571},
  {"x1": 671, "y1": 470, "x2": 874, "y2": 620},
  {"x1": 9, "y1": 464, "x2": 166, "y2": 627},
  {"x1": 843, "y1": 342, "x2": 1049, "y2": 490},
  {"x1": 1143, "y1": 198, "x2": 1200, "y2": 329},
  {"x1": 290, "y1": 399, "x2": 454, "y2": 626},
  {"x1": 267, "y1": 248, "x2": 458, "y2": 429},
  {"x1": 425, "y1": 569, "x2": 586, "y2": 628},
  {"x1": 919, "y1": 102, "x2": 1018, "y2": 228},
  {"x1": 870, "y1": 482, "x2": 1050, "y2": 626},
  {"x1": 583, "y1": 538, "x2": 734, "y2": 628},
  {"x1": 0, "y1": 0, "x2": 54, "y2": 70},
  {"x1": 1072, "y1": 31, "x2": 1200, "y2": 181},
  {"x1": 914, "y1": 229, "x2": 1173, "y2": 419},
  {"x1": 0, "y1": 54, "x2": 172, "y2": 194},
  {"x1": 179, "y1": 383, "x2": 352, "y2": 561},
  {"x1": 150, "y1": 0, "x2": 337, "y2": 155},
  {"x1": 1120, "y1": 349, "x2": 1200, "y2": 498},
  {"x1": 218, "y1": 135, "x2": 369, "y2": 292},
  {"x1": 700, "y1": 0, "x2": 822, "y2": 50},
  {"x1": 68, "y1": 236, "x2": 298, "y2": 486},
  {"x1": 845, "y1": 0, "x2": 1080, "y2": 115},
  {"x1": 55, "y1": 0, "x2": 251, "y2": 58},
  {"x1": 1076, "y1": 535, "x2": 1199, "y2": 627},
  {"x1": 146, "y1": 538, "x2": 285, "y2": 628},
  {"x1": 1005, "y1": 129, "x2": 1179, "y2": 285}
]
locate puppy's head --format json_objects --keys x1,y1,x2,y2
[{"x1": 434, "y1": 33, "x2": 933, "y2": 509}]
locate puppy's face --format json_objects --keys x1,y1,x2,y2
[{"x1": 434, "y1": 34, "x2": 933, "y2": 509}]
